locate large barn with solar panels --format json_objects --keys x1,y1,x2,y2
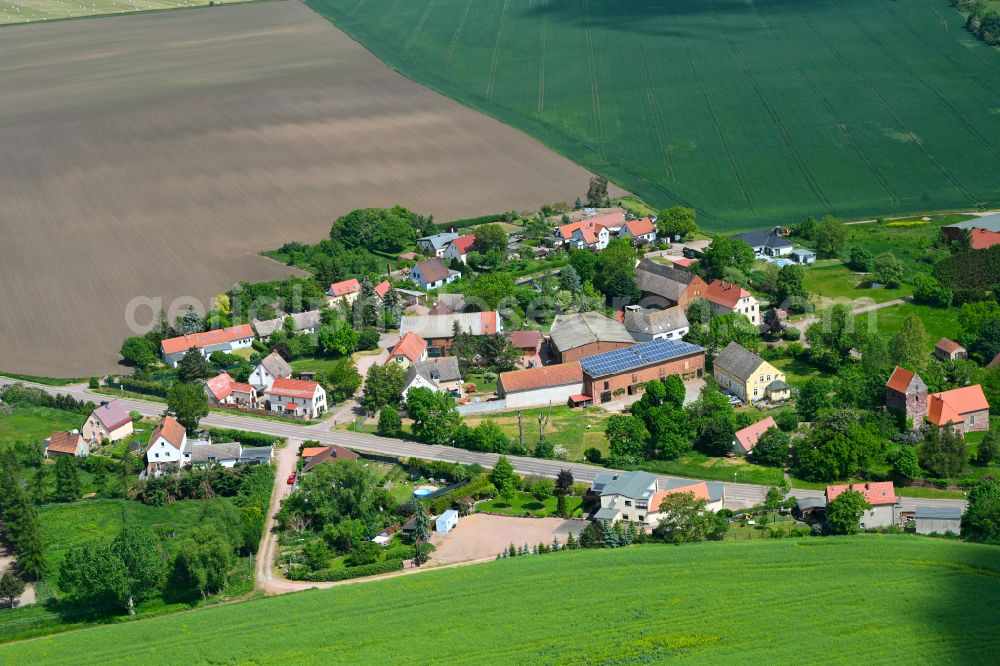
[{"x1": 578, "y1": 339, "x2": 705, "y2": 405}]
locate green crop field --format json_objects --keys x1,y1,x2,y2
[
  {"x1": 3, "y1": 536, "x2": 998, "y2": 662},
  {"x1": 0, "y1": 0, "x2": 220, "y2": 24},
  {"x1": 307, "y1": 0, "x2": 1000, "y2": 229}
]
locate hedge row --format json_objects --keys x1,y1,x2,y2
[
  {"x1": 207, "y1": 427, "x2": 284, "y2": 448},
  {"x1": 291, "y1": 558, "x2": 403, "y2": 582}
]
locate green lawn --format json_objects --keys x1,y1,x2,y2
[
  {"x1": 870, "y1": 302, "x2": 963, "y2": 351},
  {"x1": 0, "y1": 406, "x2": 81, "y2": 449},
  {"x1": 463, "y1": 405, "x2": 609, "y2": 460},
  {"x1": 634, "y1": 452, "x2": 784, "y2": 486},
  {"x1": 803, "y1": 260, "x2": 911, "y2": 305},
  {"x1": 5, "y1": 536, "x2": 999, "y2": 662},
  {"x1": 478, "y1": 491, "x2": 583, "y2": 518},
  {"x1": 307, "y1": 0, "x2": 1000, "y2": 228},
  {"x1": 838, "y1": 214, "x2": 974, "y2": 272},
  {"x1": 769, "y1": 356, "x2": 833, "y2": 388}
]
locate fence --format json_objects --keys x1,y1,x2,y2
[{"x1": 214, "y1": 403, "x2": 308, "y2": 422}]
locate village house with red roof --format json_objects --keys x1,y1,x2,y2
[
  {"x1": 264, "y1": 378, "x2": 328, "y2": 419},
  {"x1": 144, "y1": 415, "x2": 188, "y2": 477},
  {"x1": 45, "y1": 430, "x2": 88, "y2": 458},
  {"x1": 885, "y1": 366, "x2": 989, "y2": 433},
  {"x1": 704, "y1": 279, "x2": 759, "y2": 324},
  {"x1": 386, "y1": 331, "x2": 428, "y2": 368},
  {"x1": 160, "y1": 324, "x2": 254, "y2": 368},
  {"x1": 618, "y1": 216, "x2": 657, "y2": 244},
  {"x1": 497, "y1": 362, "x2": 584, "y2": 409},
  {"x1": 82, "y1": 399, "x2": 133, "y2": 444},
  {"x1": 732, "y1": 416, "x2": 779, "y2": 456},
  {"x1": 204, "y1": 372, "x2": 259, "y2": 409},
  {"x1": 326, "y1": 278, "x2": 362, "y2": 306},
  {"x1": 933, "y1": 338, "x2": 967, "y2": 362},
  {"x1": 442, "y1": 234, "x2": 477, "y2": 264},
  {"x1": 825, "y1": 481, "x2": 898, "y2": 529}
]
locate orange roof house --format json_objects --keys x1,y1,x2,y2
[
  {"x1": 927, "y1": 385, "x2": 990, "y2": 432},
  {"x1": 45, "y1": 431, "x2": 86, "y2": 458},
  {"x1": 327, "y1": 278, "x2": 362, "y2": 303},
  {"x1": 732, "y1": 416, "x2": 778, "y2": 455},
  {"x1": 620, "y1": 216, "x2": 656, "y2": 241},
  {"x1": 388, "y1": 331, "x2": 428, "y2": 366},
  {"x1": 885, "y1": 366, "x2": 921, "y2": 394},
  {"x1": 970, "y1": 228, "x2": 1000, "y2": 250},
  {"x1": 648, "y1": 481, "x2": 712, "y2": 509},
  {"x1": 825, "y1": 481, "x2": 896, "y2": 506},
  {"x1": 160, "y1": 325, "x2": 254, "y2": 363},
  {"x1": 704, "y1": 280, "x2": 753, "y2": 310},
  {"x1": 374, "y1": 280, "x2": 392, "y2": 300},
  {"x1": 934, "y1": 338, "x2": 967, "y2": 362}
]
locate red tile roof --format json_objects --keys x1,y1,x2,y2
[
  {"x1": 161, "y1": 325, "x2": 254, "y2": 355},
  {"x1": 971, "y1": 228, "x2": 1000, "y2": 250},
  {"x1": 927, "y1": 385, "x2": 989, "y2": 426},
  {"x1": 623, "y1": 217, "x2": 655, "y2": 237},
  {"x1": 390, "y1": 331, "x2": 427, "y2": 363},
  {"x1": 206, "y1": 372, "x2": 236, "y2": 401},
  {"x1": 649, "y1": 482, "x2": 711, "y2": 510},
  {"x1": 509, "y1": 330, "x2": 542, "y2": 350},
  {"x1": 704, "y1": 280, "x2": 752, "y2": 309},
  {"x1": 671, "y1": 257, "x2": 695, "y2": 269},
  {"x1": 499, "y1": 362, "x2": 582, "y2": 393},
  {"x1": 328, "y1": 278, "x2": 361, "y2": 298},
  {"x1": 300, "y1": 446, "x2": 329, "y2": 459},
  {"x1": 374, "y1": 280, "x2": 392, "y2": 300},
  {"x1": 885, "y1": 366, "x2": 917, "y2": 394},
  {"x1": 733, "y1": 416, "x2": 778, "y2": 454},
  {"x1": 480, "y1": 311, "x2": 500, "y2": 335},
  {"x1": 149, "y1": 416, "x2": 186, "y2": 450},
  {"x1": 47, "y1": 431, "x2": 83, "y2": 455},
  {"x1": 268, "y1": 378, "x2": 322, "y2": 399},
  {"x1": 826, "y1": 481, "x2": 896, "y2": 506},
  {"x1": 988, "y1": 353, "x2": 1000, "y2": 370},
  {"x1": 558, "y1": 213, "x2": 622, "y2": 242},
  {"x1": 449, "y1": 235, "x2": 476, "y2": 255},
  {"x1": 935, "y1": 338, "x2": 965, "y2": 354},
  {"x1": 302, "y1": 445, "x2": 359, "y2": 472}
]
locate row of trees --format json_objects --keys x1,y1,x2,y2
[{"x1": 0, "y1": 450, "x2": 46, "y2": 583}]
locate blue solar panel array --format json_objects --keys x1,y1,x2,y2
[{"x1": 579, "y1": 339, "x2": 705, "y2": 378}]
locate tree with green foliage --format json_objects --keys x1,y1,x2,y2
[
  {"x1": 531, "y1": 479, "x2": 554, "y2": 503},
  {"x1": 586, "y1": 176, "x2": 608, "y2": 206},
  {"x1": 912, "y1": 273, "x2": 953, "y2": 308},
  {"x1": 53, "y1": 456, "x2": 81, "y2": 502},
  {"x1": 958, "y1": 301, "x2": 1000, "y2": 340},
  {"x1": 889, "y1": 315, "x2": 929, "y2": 371},
  {"x1": 605, "y1": 414, "x2": 648, "y2": 465},
  {"x1": 377, "y1": 408, "x2": 402, "y2": 438},
  {"x1": 892, "y1": 446, "x2": 922, "y2": 481},
  {"x1": 773, "y1": 264, "x2": 809, "y2": 311},
  {"x1": 872, "y1": 252, "x2": 904, "y2": 289},
  {"x1": 826, "y1": 489, "x2": 869, "y2": 535},
  {"x1": 797, "y1": 378, "x2": 831, "y2": 422},
  {"x1": 805, "y1": 304, "x2": 871, "y2": 371},
  {"x1": 59, "y1": 540, "x2": 129, "y2": 610},
  {"x1": 319, "y1": 319, "x2": 359, "y2": 357},
  {"x1": 977, "y1": 429, "x2": 998, "y2": 466},
  {"x1": 120, "y1": 336, "x2": 159, "y2": 370},
  {"x1": 177, "y1": 347, "x2": 211, "y2": 383},
  {"x1": 568, "y1": 250, "x2": 598, "y2": 284},
  {"x1": 466, "y1": 272, "x2": 515, "y2": 310},
  {"x1": 688, "y1": 383, "x2": 737, "y2": 456},
  {"x1": 472, "y1": 224, "x2": 509, "y2": 255},
  {"x1": 961, "y1": 479, "x2": 1000, "y2": 543},
  {"x1": 595, "y1": 239, "x2": 641, "y2": 304},
  {"x1": 318, "y1": 357, "x2": 363, "y2": 404},
  {"x1": 699, "y1": 236, "x2": 755, "y2": 281},
  {"x1": 167, "y1": 382, "x2": 209, "y2": 433},
  {"x1": 406, "y1": 388, "x2": 461, "y2": 445},
  {"x1": 412, "y1": 503, "x2": 431, "y2": 566},
  {"x1": 972, "y1": 319, "x2": 1000, "y2": 366},
  {"x1": 329, "y1": 206, "x2": 427, "y2": 254},
  {"x1": 848, "y1": 246, "x2": 874, "y2": 272},
  {"x1": 764, "y1": 486, "x2": 785, "y2": 519},
  {"x1": 12, "y1": 504, "x2": 46, "y2": 580},
  {"x1": 753, "y1": 428, "x2": 790, "y2": 467},
  {"x1": 559, "y1": 265, "x2": 581, "y2": 292},
  {"x1": 489, "y1": 456, "x2": 517, "y2": 497},
  {"x1": 653, "y1": 492, "x2": 728, "y2": 543},
  {"x1": 30, "y1": 464, "x2": 48, "y2": 503},
  {"x1": 360, "y1": 362, "x2": 406, "y2": 412},
  {"x1": 171, "y1": 527, "x2": 232, "y2": 598},
  {"x1": 478, "y1": 334, "x2": 522, "y2": 373},
  {"x1": 0, "y1": 571, "x2": 25, "y2": 608},
  {"x1": 814, "y1": 215, "x2": 846, "y2": 258},
  {"x1": 657, "y1": 206, "x2": 697, "y2": 240},
  {"x1": 918, "y1": 425, "x2": 968, "y2": 479},
  {"x1": 111, "y1": 526, "x2": 167, "y2": 614},
  {"x1": 794, "y1": 409, "x2": 884, "y2": 482}
]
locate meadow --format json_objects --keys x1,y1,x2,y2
[
  {"x1": 309, "y1": 0, "x2": 1000, "y2": 229},
  {"x1": 0, "y1": 0, "x2": 211, "y2": 24},
  {"x1": 0, "y1": 1, "x2": 598, "y2": 378},
  {"x1": 3, "y1": 536, "x2": 998, "y2": 662}
]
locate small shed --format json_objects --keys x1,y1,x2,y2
[
  {"x1": 791, "y1": 248, "x2": 816, "y2": 264},
  {"x1": 914, "y1": 506, "x2": 962, "y2": 536},
  {"x1": 435, "y1": 509, "x2": 459, "y2": 533}
]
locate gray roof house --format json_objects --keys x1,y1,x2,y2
[
  {"x1": 623, "y1": 306, "x2": 690, "y2": 342},
  {"x1": 733, "y1": 231, "x2": 793, "y2": 256},
  {"x1": 240, "y1": 446, "x2": 275, "y2": 465},
  {"x1": 591, "y1": 470, "x2": 658, "y2": 499},
  {"x1": 714, "y1": 342, "x2": 766, "y2": 382},
  {"x1": 252, "y1": 310, "x2": 323, "y2": 339},
  {"x1": 416, "y1": 233, "x2": 460, "y2": 256},
  {"x1": 634, "y1": 259, "x2": 707, "y2": 307},
  {"x1": 403, "y1": 357, "x2": 464, "y2": 398},
  {"x1": 548, "y1": 311, "x2": 633, "y2": 360},
  {"x1": 189, "y1": 442, "x2": 243, "y2": 467},
  {"x1": 914, "y1": 506, "x2": 962, "y2": 536},
  {"x1": 944, "y1": 214, "x2": 1000, "y2": 233}
]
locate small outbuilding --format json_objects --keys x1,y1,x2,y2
[
  {"x1": 914, "y1": 506, "x2": 962, "y2": 536},
  {"x1": 791, "y1": 248, "x2": 816, "y2": 264},
  {"x1": 436, "y1": 509, "x2": 459, "y2": 533}
]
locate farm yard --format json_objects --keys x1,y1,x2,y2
[
  {"x1": 2, "y1": 536, "x2": 998, "y2": 663},
  {"x1": 0, "y1": 0, "x2": 603, "y2": 378},
  {"x1": 0, "y1": 0, "x2": 210, "y2": 24},
  {"x1": 309, "y1": 0, "x2": 1000, "y2": 228}
]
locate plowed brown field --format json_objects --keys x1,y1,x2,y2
[{"x1": 0, "y1": 0, "x2": 607, "y2": 377}]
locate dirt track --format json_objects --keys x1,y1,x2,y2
[{"x1": 0, "y1": 0, "x2": 607, "y2": 377}]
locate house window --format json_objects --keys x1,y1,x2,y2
[
  {"x1": 753, "y1": 388, "x2": 758, "y2": 397},
  {"x1": 659, "y1": 367, "x2": 665, "y2": 377},
  {"x1": 604, "y1": 381, "x2": 610, "y2": 390},
  {"x1": 638, "y1": 515, "x2": 645, "y2": 522},
  {"x1": 622, "y1": 515, "x2": 629, "y2": 522},
  {"x1": 631, "y1": 373, "x2": 637, "y2": 383},
  {"x1": 625, "y1": 500, "x2": 632, "y2": 507}
]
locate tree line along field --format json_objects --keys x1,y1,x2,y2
[
  {"x1": 309, "y1": 0, "x2": 1000, "y2": 229},
  {"x1": 0, "y1": 0, "x2": 209, "y2": 24},
  {"x1": 2, "y1": 536, "x2": 998, "y2": 662}
]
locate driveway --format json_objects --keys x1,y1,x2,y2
[
  {"x1": 430, "y1": 513, "x2": 582, "y2": 565},
  {"x1": 0, "y1": 547, "x2": 35, "y2": 607}
]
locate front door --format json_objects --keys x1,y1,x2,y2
[{"x1": 600, "y1": 391, "x2": 612, "y2": 404}]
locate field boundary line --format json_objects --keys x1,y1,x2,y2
[
  {"x1": 625, "y1": 0, "x2": 675, "y2": 180},
  {"x1": 347, "y1": 0, "x2": 366, "y2": 17},
  {"x1": 403, "y1": 0, "x2": 436, "y2": 55},
  {"x1": 442, "y1": 0, "x2": 472, "y2": 72},
  {"x1": 582, "y1": 0, "x2": 607, "y2": 158},
  {"x1": 667, "y1": 4, "x2": 754, "y2": 213},
  {"x1": 832, "y1": 0, "x2": 1000, "y2": 165},
  {"x1": 485, "y1": 0, "x2": 510, "y2": 100},
  {"x1": 750, "y1": 0, "x2": 898, "y2": 207},
  {"x1": 796, "y1": 5, "x2": 975, "y2": 204},
  {"x1": 537, "y1": 13, "x2": 547, "y2": 114},
  {"x1": 709, "y1": 4, "x2": 829, "y2": 206}
]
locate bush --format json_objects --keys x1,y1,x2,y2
[
  {"x1": 206, "y1": 428, "x2": 283, "y2": 449},
  {"x1": 289, "y1": 559, "x2": 403, "y2": 582},
  {"x1": 584, "y1": 448, "x2": 602, "y2": 464},
  {"x1": 774, "y1": 410, "x2": 799, "y2": 432},
  {"x1": 358, "y1": 328, "x2": 381, "y2": 351},
  {"x1": 377, "y1": 408, "x2": 402, "y2": 437},
  {"x1": 785, "y1": 342, "x2": 805, "y2": 357},
  {"x1": 783, "y1": 327, "x2": 800, "y2": 341}
]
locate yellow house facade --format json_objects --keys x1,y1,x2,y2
[{"x1": 713, "y1": 342, "x2": 787, "y2": 403}]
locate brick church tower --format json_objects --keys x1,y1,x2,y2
[{"x1": 885, "y1": 366, "x2": 928, "y2": 427}]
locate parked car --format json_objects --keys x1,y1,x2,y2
[{"x1": 286, "y1": 473, "x2": 296, "y2": 485}]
